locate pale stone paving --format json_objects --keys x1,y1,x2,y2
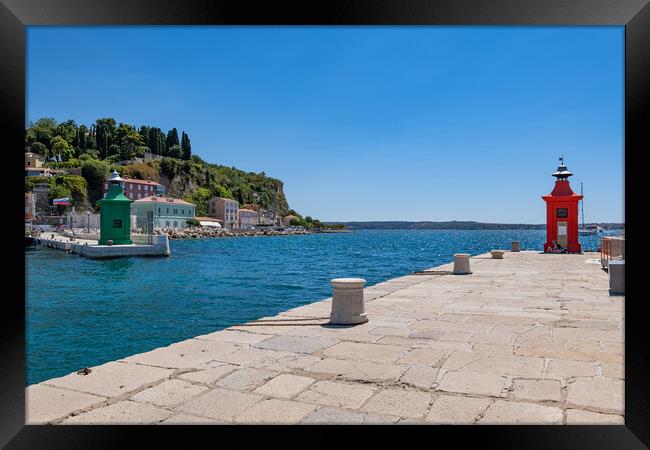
[{"x1": 26, "y1": 251, "x2": 624, "y2": 424}]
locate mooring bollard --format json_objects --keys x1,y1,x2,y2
[
  {"x1": 491, "y1": 250, "x2": 505, "y2": 259},
  {"x1": 453, "y1": 254, "x2": 471, "y2": 274},
  {"x1": 330, "y1": 278, "x2": 368, "y2": 325},
  {"x1": 511, "y1": 241, "x2": 521, "y2": 252}
]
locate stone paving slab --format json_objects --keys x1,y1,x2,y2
[
  {"x1": 41, "y1": 361, "x2": 174, "y2": 398},
  {"x1": 296, "y1": 380, "x2": 376, "y2": 409},
  {"x1": 302, "y1": 406, "x2": 399, "y2": 424},
  {"x1": 26, "y1": 384, "x2": 107, "y2": 425},
  {"x1": 28, "y1": 251, "x2": 624, "y2": 424},
  {"x1": 60, "y1": 400, "x2": 173, "y2": 424}
]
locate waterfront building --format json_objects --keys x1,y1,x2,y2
[
  {"x1": 209, "y1": 197, "x2": 239, "y2": 229},
  {"x1": 98, "y1": 171, "x2": 133, "y2": 245},
  {"x1": 238, "y1": 209, "x2": 259, "y2": 229},
  {"x1": 132, "y1": 196, "x2": 196, "y2": 231},
  {"x1": 25, "y1": 167, "x2": 52, "y2": 177},
  {"x1": 258, "y1": 208, "x2": 279, "y2": 226},
  {"x1": 102, "y1": 177, "x2": 165, "y2": 201},
  {"x1": 25, "y1": 192, "x2": 36, "y2": 220},
  {"x1": 542, "y1": 156, "x2": 583, "y2": 253},
  {"x1": 25, "y1": 152, "x2": 44, "y2": 168}
]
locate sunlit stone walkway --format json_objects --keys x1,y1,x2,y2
[{"x1": 26, "y1": 251, "x2": 624, "y2": 424}]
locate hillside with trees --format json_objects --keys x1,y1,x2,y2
[{"x1": 24, "y1": 117, "x2": 292, "y2": 219}]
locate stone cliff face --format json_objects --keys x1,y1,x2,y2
[
  {"x1": 164, "y1": 174, "x2": 196, "y2": 199},
  {"x1": 160, "y1": 170, "x2": 290, "y2": 217}
]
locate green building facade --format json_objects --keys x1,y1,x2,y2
[{"x1": 99, "y1": 171, "x2": 132, "y2": 245}]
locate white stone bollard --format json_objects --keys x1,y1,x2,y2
[
  {"x1": 511, "y1": 241, "x2": 521, "y2": 252},
  {"x1": 453, "y1": 254, "x2": 471, "y2": 274},
  {"x1": 608, "y1": 259, "x2": 624, "y2": 295},
  {"x1": 491, "y1": 250, "x2": 505, "y2": 259},
  {"x1": 330, "y1": 278, "x2": 368, "y2": 325}
]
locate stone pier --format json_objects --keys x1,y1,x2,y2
[
  {"x1": 26, "y1": 251, "x2": 624, "y2": 425},
  {"x1": 33, "y1": 233, "x2": 170, "y2": 259}
]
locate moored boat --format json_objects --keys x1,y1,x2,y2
[{"x1": 578, "y1": 182, "x2": 603, "y2": 236}]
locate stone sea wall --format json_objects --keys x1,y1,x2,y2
[{"x1": 155, "y1": 227, "x2": 313, "y2": 240}]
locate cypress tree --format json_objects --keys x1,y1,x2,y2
[
  {"x1": 181, "y1": 131, "x2": 192, "y2": 160},
  {"x1": 166, "y1": 128, "x2": 179, "y2": 152}
]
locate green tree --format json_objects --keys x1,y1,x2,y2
[
  {"x1": 55, "y1": 120, "x2": 78, "y2": 146},
  {"x1": 165, "y1": 128, "x2": 179, "y2": 154},
  {"x1": 29, "y1": 141, "x2": 48, "y2": 156},
  {"x1": 119, "y1": 131, "x2": 145, "y2": 161},
  {"x1": 160, "y1": 157, "x2": 180, "y2": 178},
  {"x1": 50, "y1": 136, "x2": 74, "y2": 161},
  {"x1": 95, "y1": 118, "x2": 117, "y2": 159},
  {"x1": 77, "y1": 125, "x2": 88, "y2": 153},
  {"x1": 114, "y1": 123, "x2": 135, "y2": 147},
  {"x1": 167, "y1": 144, "x2": 183, "y2": 159},
  {"x1": 51, "y1": 175, "x2": 88, "y2": 206},
  {"x1": 181, "y1": 131, "x2": 192, "y2": 160},
  {"x1": 184, "y1": 187, "x2": 212, "y2": 216},
  {"x1": 26, "y1": 117, "x2": 57, "y2": 149},
  {"x1": 81, "y1": 158, "x2": 111, "y2": 204},
  {"x1": 147, "y1": 127, "x2": 166, "y2": 155}
]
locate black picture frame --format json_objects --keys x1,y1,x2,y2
[{"x1": 3, "y1": 0, "x2": 647, "y2": 447}]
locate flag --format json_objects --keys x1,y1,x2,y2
[{"x1": 53, "y1": 197, "x2": 71, "y2": 205}]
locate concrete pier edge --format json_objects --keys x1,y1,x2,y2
[{"x1": 26, "y1": 250, "x2": 624, "y2": 425}]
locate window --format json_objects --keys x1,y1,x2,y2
[
  {"x1": 181, "y1": 209, "x2": 184, "y2": 215},
  {"x1": 556, "y1": 208, "x2": 568, "y2": 218},
  {"x1": 158, "y1": 207, "x2": 161, "y2": 214},
  {"x1": 165, "y1": 220, "x2": 169, "y2": 226},
  {"x1": 173, "y1": 209, "x2": 178, "y2": 214},
  {"x1": 112, "y1": 219, "x2": 122, "y2": 228},
  {"x1": 166, "y1": 208, "x2": 169, "y2": 214}
]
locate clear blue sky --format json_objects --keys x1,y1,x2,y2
[{"x1": 27, "y1": 26, "x2": 624, "y2": 223}]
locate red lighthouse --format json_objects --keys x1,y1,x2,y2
[{"x1": 542, "y1": 156, "x2": 583, "y2": 253}]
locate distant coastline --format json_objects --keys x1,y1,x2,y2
[{"x1": 331, "y1": 221, "x2": 624, "y2": 231}]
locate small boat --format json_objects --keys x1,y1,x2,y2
[
  {"x1": 578, "y1": 182, "x2": 603, "y2": 236},
  {"x1": 579, "y1": 225, "x2": 603, "y2": 235}
]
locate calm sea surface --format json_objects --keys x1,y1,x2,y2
[{"x1": 25, "y1": 229, "x2": 617, "y2": 385}]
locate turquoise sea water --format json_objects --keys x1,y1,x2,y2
[{"x1": 25, "y1": 229, "x2": 617, "y2": 385}]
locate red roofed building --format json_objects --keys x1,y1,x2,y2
[{"x1": 103, "y1": 177, "x2": 165, "y2": 201}]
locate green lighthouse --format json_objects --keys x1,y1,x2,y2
[{"x1": 99, "y1": 171, "x2": 132, "y2": 245}]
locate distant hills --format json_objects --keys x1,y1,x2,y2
[{"x1": 333, "y1": 221, "x2": 625, "y2": 231}]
